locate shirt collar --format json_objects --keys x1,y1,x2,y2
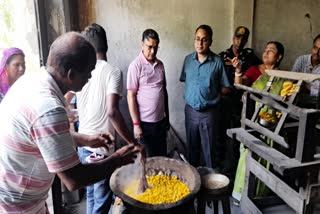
[
  {"x1": 139, "y1": 51, "x2": 159, "y2": 65},
  {"x1": 307, "y1": 54, "x2": 312, "y2": 67},
  {"x1": 42, "y1": 67, "x2": 66, "y2": 107},
  {"x1": 230, "y1": 45, "x2": 246, "y2": 57},
  {"x1": 192, "y1": 50, "x2": 215, "y2": 62},
  {"x1": 307, "y1": 54, "x2": 320, "y2": 70}
]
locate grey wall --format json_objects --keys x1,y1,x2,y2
[
  {"x1": 83, "y1": 0, "x2": 320, "y2": 144},
  {"x1": 5, "y1": 0, "x2": 318, "y2": 149},
  {"x1": 252, "y1": 0, "x2": 320, "y2": 70},
  {"x1": 45, "y1": 0, "x2": 70, "y2": 46},
  {"x1": 95, "y1": 0, "x2": 238, "y2": 142}
]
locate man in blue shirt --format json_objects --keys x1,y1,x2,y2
[{"x1": 180, "y1": 24, "x2": 230, "y2": 168}]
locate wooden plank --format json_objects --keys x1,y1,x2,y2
[
  {"x1": 244, "y1": 151, "x2": 257, "y2": 199},
  {"x1": 248, "y1": 157, "x2": 305, "y2": 213},
  {"x1": 288, "y1": 79, "x2": 303, "y2": 104},
  {"x1": 309, "y1": 184, "x2": 320, "y2": 203},
  {"x1": 265, "y1": 70, "x2": 320, "y2": 83},
  {"x1": 240, "y1": 195, "x2": 263, "y2": 214},
  {"x1": 234, "y1": 84, "x2": 283, "y2": 101},
  {"x1": 276, "y1": 159, "x2": 320, "y2": 176},
  {"x1": 243, "y1": 119, "x2": 289, "y2": 148},
  {"x1": 250, "y1": 93, "x2": 286, "y2": 111},
  {"x1": 296, "y1": 111, "x2": 320, "y2": 162},
  {"x1": 226, "y1": 128, "x2": 320, "y2": 174},
  {"x1": 241, "y1": 92, "x2": 249, "y2": 128},
  {"x1": 227, "y1": 128, "x2": 295, "y2": 174},
  {"x1": 250, "y1": 101, "x2": 264, "y2": 123},
  {"x1": 283, "y1": 121, "x2": 299, "y2": 128},
  {"x1": 241, "y1": 91, "x2": 256, "y2": 128},
  {"x1": 249, "y1": 92, "x2": 305, "y2": 118},
  {"x1": 274, "y1": 112, "x2": 288, "y2": 134}
]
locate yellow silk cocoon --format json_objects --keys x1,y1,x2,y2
[{"x1": 124, "y1": 175, "x2": 190, "y2": 204}]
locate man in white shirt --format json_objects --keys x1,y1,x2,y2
[{"x1": 76, "y1": 23, "x2": 137, "y2": 214}]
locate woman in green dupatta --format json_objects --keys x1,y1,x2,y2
[{"x1": 231, "y1": 41, "x2": 285, "y2": 202}]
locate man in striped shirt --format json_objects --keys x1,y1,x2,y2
[{"x1": 0, "y1": 32, "x2": 139, "y2": 214}]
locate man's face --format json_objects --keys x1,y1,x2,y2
[
  {"x1": 194, "y1": 28, "x2": 212, "y2": 55},
  {"x1": 141, "y1": 38, "x2": 159, "y2": 62},
  {"x1": 233, "y1": 35, "x2": 248, "y2": 51},
  {"x1": 311, "y1": 38, "x2": 320, "y2": 62}
]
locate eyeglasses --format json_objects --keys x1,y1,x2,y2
[{"x1": 194, "y1": 37, "x2": 210, "y2": 44}]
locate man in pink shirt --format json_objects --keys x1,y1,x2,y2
[{"x1": 127, "y1": 29, "x2": 170, "y2": 157}]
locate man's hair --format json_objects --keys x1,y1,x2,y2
[
  {"x1": 47, "y1": 32, "x2": 96, "y2": 76},
  {"x1": 82, "y1": 23, "x2": 108, "y2": 54},
  {"x1": 195, "y1": 25, "x2": 213, "y2": 41},
  {"x1": 267, "y1": 41, "x2": 285, "y2": 68},
  {"x1": 313, "y1": 34, "x2": 320, "y2": 44},
  {"x1": 142, "y1": 29, "x2": 160, "y2": 43}
]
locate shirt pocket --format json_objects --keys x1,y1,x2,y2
[{"x1": 199, "y1": 76, "x2": 213, "y2": 98}]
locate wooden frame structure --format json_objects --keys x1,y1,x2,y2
[{"x1": 227, "y1": 70, "x2": 320, "y2": 213}]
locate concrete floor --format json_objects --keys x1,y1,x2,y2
[
  {"x1": 57, "y1": 192, "x2": 303, "y2": 214},
  {"x1": 61, "y1": 195, "x2": 244, "y2": 214}
]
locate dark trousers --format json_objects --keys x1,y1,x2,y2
[
  {"x1": 140, "y1": 119, "x2": 167, "y2": 157},
  {"x1": 185, "y1": 104, "x2": 219, "y2": 168},
  {"x1": 218, "y1": 95, "x2": 242, "y2": 173}
]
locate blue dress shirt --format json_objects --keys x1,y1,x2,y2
[{"x1": 180, "y1": 51, "x2": 230, "y2": 110}]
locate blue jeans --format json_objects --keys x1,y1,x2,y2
[{"x1": 77, "y1": 147, "x2": 113, "y2": 214}]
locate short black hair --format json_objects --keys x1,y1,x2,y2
[
  {"x1": 142, "y1": 29, "x2": 160, "y2": 44},
  {"x1": 195, "y1": 25, "x2": 213, "y2": 41},
  {"x1": 82, "y1": 23, "x2": 108, "y2": 54},
  {"x1": 313, "y1": 34, "x2": 320, "y2": 44},
  {"x1": 267, "y1": 41, "x2": 285, "y2": 68}
]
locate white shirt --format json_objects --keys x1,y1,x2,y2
[{"x1": 77, "y1": 60, "x2": 123, "y2": 155}]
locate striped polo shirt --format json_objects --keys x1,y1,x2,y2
[{"x1": 0, "y1": 68, "x2": 80, "y2": 213}]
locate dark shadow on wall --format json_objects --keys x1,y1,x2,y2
[{"x1": 69, "y1": 0, "x2": 96, "y2": 31}]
